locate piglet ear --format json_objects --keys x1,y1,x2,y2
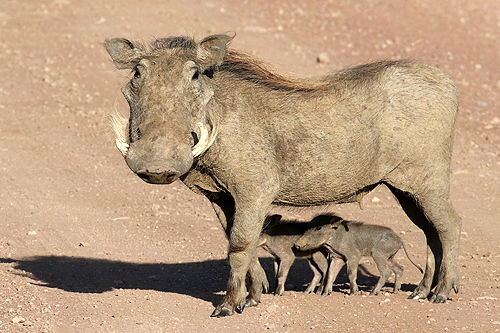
[
  {"x1": 196, "y1": 33, "x2": 234, "y2": 70},
  {"x1": 103, "y1": 38, "x2": 145, "y2": 70},
  {"x1": 341, "y1": 221, "x2": 349, "y2": 232}
]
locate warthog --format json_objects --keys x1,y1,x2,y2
[
  {"x1": 258, "y1": 214, "x2": 329, "y2": 296},
  {"x1": 294, "y1": 214, "x2": 424, "y2": 296},
  {"x1": 103, "y1": 33, "x2": 460, "y2": 317}
]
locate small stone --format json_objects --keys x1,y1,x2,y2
[
  {"x1": 27, "y1": 231, "x2": 37, "y2": 236},
  {"x1": 12, "y1": 317, "x2": 25, "y2": 324},
  {"x1": 316, "y1": 52, "x2": 330, "y2": 64},
  {"x1": 477, "y1": 295, "x2": 497, "y2": 300},
  {"x1": 371, "y1": 196, "x2": 381, "y2": 203}
]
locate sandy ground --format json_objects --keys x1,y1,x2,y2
[{"x1": 0, "y1": 0, "x2": 499, "y2": 332}]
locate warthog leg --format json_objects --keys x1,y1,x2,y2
[
  {"x1": 210, "y1": 196, "x2": 269, "y2": 317},
  {"x1": 317, "y1": 255, "x2": 345, "y2": 296},
  {"x1": 245, "y1": 254, "x2": 269, "y2": 307},
  {"x1": 388, "y1": 184, "x2": 460, "y2": 303}
]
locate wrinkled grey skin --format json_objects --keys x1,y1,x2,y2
[
  {"x1": 103, "y1": 33, "x2": 460, "y2": 317},
  {"x1": 295, "y1": 215, "x2": 424, "y2": 296},
  {"x1": 258, "y1": 215, "x2": 329, "y2": 296}
]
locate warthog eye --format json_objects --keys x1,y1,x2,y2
[{"x1": 315, "y1": 226, "x2": 322, "y2": 231}]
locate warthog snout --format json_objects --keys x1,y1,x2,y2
[
  {"x1": 293, "y1": 242, "x2": 310, "y2": 251},
  {"x1": 124, "y1": 137, "x2": 194, "y2": 185},
  {"x1": 136, "y1": 169, "x2": 178, "y2": 184},
  {"x1": 294, "y1": 241, "x2": 310, "y2": 251}
]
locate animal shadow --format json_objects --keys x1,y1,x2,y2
[
  {"x1": 0, "y1": 256, "x2": 238, "y2": 307},
  {"x1": 1, "y1": 256, "x2": 417, "y2": 305}
]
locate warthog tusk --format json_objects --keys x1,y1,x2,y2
[
  {"x1": 192, "y1": 122, "x2": 217, "y2": 158},
  {"x1": 115, "y1": 139, "x2": 129, "y2": 157}
]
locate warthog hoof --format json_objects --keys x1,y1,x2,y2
[
  {"x1": 245, "y1": 298, "x2": 259, "y2": 308},
  {"x1": 408, "y1": 290, "x2": 428, "y2": 300},
  {"x1": 210, "y1": 301, "x2": 246, "y2": 317},
  {"x1": 430, "y1": 294, "x2": 448, "y2": 303},
  {"x1": 211, "y1": 307, "x2": 233, "y2": 318},
  {"x1": 262, "y1": 284, "x2": 270, "y2": 294}
]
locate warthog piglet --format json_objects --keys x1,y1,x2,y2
[
  {"x1": 258, "y1": 214, "x2": 329, "y2": 296},
  {"x1": 294, "y1": 214, "x2": 423, "y2": 296}
]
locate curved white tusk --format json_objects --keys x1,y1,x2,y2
[
  {"x1": 192, "y1": 122, "x2": 217, "y2": 158},
  {"x1": 192, "y1": 122, "x2": 209, "y2": 157},
  {"x1": 115, "y1": 138, "x2": 129, "y2": 157}
]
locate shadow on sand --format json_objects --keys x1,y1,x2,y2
[{"x1": 1, "y1": 256, "x2": 417, "y2": 306}]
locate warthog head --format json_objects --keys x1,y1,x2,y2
[
  {"x1": 294, "y1": 214, "x2": 344, "y2": 251},
  {"x1": 104, "y1": 34, "x2": 232, "y2": 184}
]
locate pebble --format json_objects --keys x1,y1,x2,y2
[
  {"x1": 317, "y1": 52, "x2": 330, "y2": 64},
  {"x1": 11, "y1": 317, "x2": 25, "y2": 324},
  {"x1": 477, "y1": 295, "x2": 497, "y2": 300}
]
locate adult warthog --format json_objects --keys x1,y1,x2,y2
[{"x1": 103, "y1": 33, "x2": 460, "y2": 317}]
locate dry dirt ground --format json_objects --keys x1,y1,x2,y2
[{"x1": 1, "y1": 0, "x2": 499, "y2": 332}]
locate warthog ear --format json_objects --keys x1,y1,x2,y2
[
  {"x1": 341, "y1": 221, "x2": 349, "y2": 232},
  {"x1": 196, "y1": 34, "x2": 234, "y2": 70},
  {"x1": 103, "y1": 38, "x2": 145, "y2": 70}
]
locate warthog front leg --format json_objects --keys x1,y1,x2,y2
[
  {"x1": 304, "y1": 252, "x2": 328, "y2": 294},
  {"x1": 210, "y1": 197, "x2": 270, "y2": 317},
  {"x1": 211, "y1": 248, "x2": 255, "y2": 317},
  {"x1": 210, "y1": 196, "x2": 269, "y2": 308},
  {"x1": 245, "y1": 253, "x2": 269, "y2": 307},
  {"x1": 318, "y1": 255, "x2": 345, "y2": 296}
]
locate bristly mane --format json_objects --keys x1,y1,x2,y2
[
  {"x1": 151, "y1": 36, "x2": 328, "y2": 93},
  {"x1": 152, "y1": 36, "x2": 195, "y2": 50},
  {"x1": 220, "y1": 50, "x2": 325, "y2": 93}
]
